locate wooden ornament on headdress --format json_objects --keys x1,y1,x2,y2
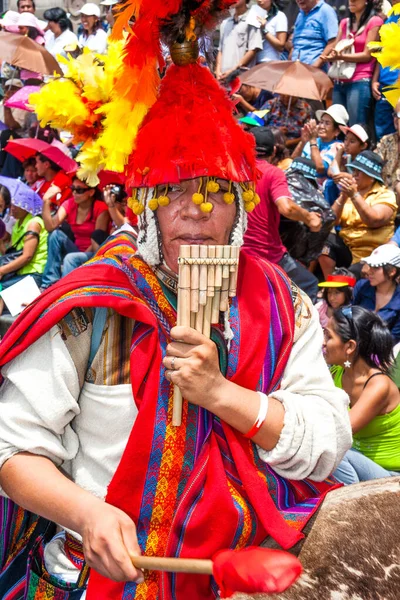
[{"x1": 172, "y1": 245, "x2": 240, "y2": 426}]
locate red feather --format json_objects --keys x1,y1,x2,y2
[{"x1": 127, "y1": 62, "x2": 257, "y2": 187}]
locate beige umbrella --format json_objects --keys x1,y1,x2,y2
[
  {"x1": 240, "y1": 60, "x2": 333, "y2": 101},
  {"x1": 0, "y1": 31, "x2": 63, "y2": 76}
]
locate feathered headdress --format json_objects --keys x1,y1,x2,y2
[
  {"x1": 370, "y1": 4, "x2": 400, "y2": 107},
  {"x1": 30, "y1": 0, "x2": 258, "y2": 212}
]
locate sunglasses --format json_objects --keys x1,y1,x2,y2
[{"x1": 71, "y1": 186, "x2": 90, "y2": 194}]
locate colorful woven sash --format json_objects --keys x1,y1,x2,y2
[{"x1": 0, "y1": 233, "x2": 338, "y2": 600}]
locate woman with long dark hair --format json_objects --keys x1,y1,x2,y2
[
  {"x1": 323, "y1": 305, "x2": 400, "y2": 484},
  {"x1": 256, "y1": 0, "x2": 288, "y2": 63},
  {"x1": 322, "y1": 0, "x2": 383, "y2": 125}
]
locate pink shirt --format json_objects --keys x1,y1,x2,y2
[
  {"x1": 63, "y1": 198, "x2": 108, "y2": 252},
  {"x1": 242, "y1": 160, "x2": 290, "y2": 264},
  {"x1": 338, "y1": 16, "x2": 383, "y2": 81}
]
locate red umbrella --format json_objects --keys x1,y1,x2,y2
[
  {"x1": 4, "y1": 138, "x2": 78, "y2": 174},
  {"x1": 131, "y1": 547, "x2": 303, "y2": 597},
  {"x1": 4, "y1": 85, "x2": 41, "y2": 112}
]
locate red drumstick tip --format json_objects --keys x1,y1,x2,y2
[{"x1": 212, "y1": 547, "x2": 303, "y2": 597}]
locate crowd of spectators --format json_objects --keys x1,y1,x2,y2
[{"x1": 1, "y1": 0, "x2": 400, "y2": 486}]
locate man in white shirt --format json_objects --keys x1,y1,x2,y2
[{"x1": 215, "y1": 0, "x2": 263, "y2": 81}]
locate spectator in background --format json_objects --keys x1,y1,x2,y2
[
  {"x1": 215, "y1": 0, "x2": 263, "y2": 81},
  {"x1": 43, "y1": 8, "x2": 79, "y2": 61},
  {"x1": 352, "y1": 244, "x2": 400, "y2": 342},
  {"x1": 325, "y1": 307, "x2": 400, "y2": 484},
  {"x1": 292, "y1": 105, "x2": 348, "y2": 181},
  {"x1": 32, "y1": 153, "x2": 73, "y2": 207},
  {"x1": 291, "y1": 0, "x2": 338, "y2": 70},
  {"x1": 316, "y1": 269, "x2": 355, "y2": 328},
  {"x1": 371, "y1": 0, "x2": 400, "y2": 141},
  {"x1": 323, "y1": 0, "x2": 383, "y2": 126},
  {"x1": 233, "y1": 83, "x2": 272, "y2": 114},
  {"x1": 0, "y1": 185, "x2": 47, "y2": 314},
  {"x1": 40, "y1": 176, "x2": 109, "y2": 288},
  {"x1": 256, "y1": 0, "x2": 288, "y2": 63},
  {"x1": 17, "y1": 12, "x2": 45, "y2": 44},
  {"x1": 103, "y1": 184, "x2": 131, "y2": 231},
  {"x1": 0, "y1": 184, "x2": 14, "y2": 237},
  {"x1": 17, "y1": 0, "x2": 35, "y2": 14},
  {"x1": 22, "y1": 157, "x2": 39, "y2": 188},
  {"x1": 327, "y1": 123, "x2": 370, "y2": 201},
  {"x1": 376, "y1": 99, "x2": 400, "y2": 209},
  {"x1": 78, "y1": 3, "x2": 108, "y2": 55},
  {"x1": 100, "y1": 0, "x2": 118, "y2": 32},
  {"x1": 242, "y1": 127, "x2": 322, "y2": 301},
  {"x1": 320, "y1": 151, "x2": 397, "y2": 277},
  {"x1": 262, "y1": 94, "x2": 314, "y2": 144}
]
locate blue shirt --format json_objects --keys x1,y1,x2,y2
[
  {"x1": 293, "y1": 0, "x2": 338, "y2": 68},
  {"x1": 353, "y1": 278, "x2": 400, "y2": 343},
  {"x1": 391, "y1": 225, "x2": 400, "y2": 247},
  {"x1": 379, "y1": 12, "x2": 400, "y2": 87}
]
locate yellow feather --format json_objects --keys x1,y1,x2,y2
[{"x1": 370, "y1": 22, "x2": 400, "y2": 70}]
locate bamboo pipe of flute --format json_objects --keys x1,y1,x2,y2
[
  {"x1": 131, "y1": 554, "x2": 213, "y2": 575},
  {"x1": 172, "y1": 245, "x2": 191, "y2": 427}
]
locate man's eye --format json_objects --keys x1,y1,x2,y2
[{"x1": 169, "y1": 185, "x2": 183, "y2": 193}]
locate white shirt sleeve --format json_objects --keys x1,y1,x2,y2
[
  {"x1": 274, "y1": 11, "x2": 288, "y2": 33},
  {"x1": 0, "y1": 326, "x2": 81, "y2": 488},
  {"x1": 257, "y1": 304, "x2": 352, "y2": 481}
]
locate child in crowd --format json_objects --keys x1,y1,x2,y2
[
  {"x1": 316, "y1": 268, "x2": 356, "y2": 328},
  {"x1": 323, "y1": 306, "x2": 400, "y2": 485}
]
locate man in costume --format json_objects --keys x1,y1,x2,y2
[{"x1": 0, "y1": 1, "x2": 351, "y2": 599}]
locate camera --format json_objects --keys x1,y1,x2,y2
[{"x1": 109, "y1": 184, "x2": 127, "y2": 203}]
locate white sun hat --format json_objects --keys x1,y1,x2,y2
[
  {"x1": 79, "y1": 3, "x2": 101, "y2": 17},
  {"x1": 363, "y1": 244, "x2": 400, "y2": 268}
]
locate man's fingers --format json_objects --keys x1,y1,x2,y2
[
  {"x1": 170, "y1": 326, "x2": 208, "y2": 346},
  {"x1": 121, "y1": 526, "x2": 144, "y2": 583}
]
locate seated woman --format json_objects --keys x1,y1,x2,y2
[
  {"x1": 353, "y1": 244, "x2": 400, "y2": 343},
  {"x1": 316, "y1": 269, "x2": 356, "y2": 329},
  {"x1": 0, "y1": 181, "x2": 48, "y2": 314},
  {"x1": 323, "y1": 306, "x2": 400, "y2": 485},
  {"x1": 292, "y1": 105, "x2": 348, "y2": 176},
  {"x1": 319, "y1": 151, "x2": 397, "y2": 279},
  {"x1": 41, "y1": 176, "x2": 110, "y2": 289}
]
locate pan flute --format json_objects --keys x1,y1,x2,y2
[{"x1": 172, "y1": 244, "x2": 240, "y2": 426}]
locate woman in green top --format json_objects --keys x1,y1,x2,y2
[
  {"x1": 323, "y1": 305, "x2": 400, "y2": 484},
  {"x1": 0, "y1": 178, "x2": 48, "y2": 315}
]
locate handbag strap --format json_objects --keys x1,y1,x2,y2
[{"x1": 7, "y1": 230, "x2": 39, "y2": 253}]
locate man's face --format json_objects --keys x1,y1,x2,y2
[
  {"x1": 234, "y1": 0, "x2": 248, "y2": 11},
  {"x1": 296, "y1": 0, "x2": 317, "y2": 13},
  {"x1": 156, "y1": 178, "x2": 237, "y2": 274},
  {"x1": 35, "y1": 155, "x2": 48, "y2": 177},
  {"x1": 18, "y1": 0, "x2": 35, "y2": 13}
]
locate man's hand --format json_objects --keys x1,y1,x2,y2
[
  {"x1": 80, "y1": 500, "x2": 144, "y2": 583},
  {"x1": 103, "y1": 184, "x2": 117, "y2": 208},
  {"x1": 306, "y1": 212, "x2": 322, "y2": 232},
  {"x1": 163, "y1": 326, "x2": 227, "y2": 410},
  {"x1": 372, "y1": 81, "x2": 381, "y2": 101}
]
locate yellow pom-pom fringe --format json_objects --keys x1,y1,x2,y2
[
  {"x1": 207, "y1": 178, "x2": 220, "y2": 194},
  {"x1": 192, "y1": 193, "x2": 204, "y2": 204},
  {"x1": 200, "y1": 202, "x2": 213, "y2": 213},
  {"x1": 131, "y1": 202, "x2": 145, "y2": 215},
  {"x1": 223, "y1": 192, "x2": 235, "y2": 205},
  {"x1": 148, "y1": 198, "x2": 159, "y2": 211},
  {"x1": 242, "y1": 189, "x2": 255, "y2": 203},
  {"x1": 244, "y1": 201, "x2": 256, "y2": 213},
  {"x1": 254, "y1": 193, "x2": 261, "y2": 206},
  {"x1": 158, "y1": 196, "x2": 170, "y2": 207}
]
